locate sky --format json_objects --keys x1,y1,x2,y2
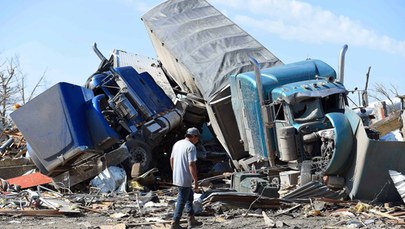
[{"x1": 1, "y1": 0, "x2": 405, "y2": 106}]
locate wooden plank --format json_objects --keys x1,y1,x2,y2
[
  {"x1": 0, "y1": 209, "x2": 62, "y2": 216},
  {"x1": 273, "y1": 204, "x2": 302, "y2": 216},
  {"x1": 370, "y1": 110, "x2": 401, "y2": 137},
  {"x1": 390, "y1": 211, "x2": 405, "y2": 217},
  {"x1": 99, "y1": 224, "x2": 127, "y2": 229},
  {"x1": 370, "y1": 209, "x2": 402, "y2": 220}
]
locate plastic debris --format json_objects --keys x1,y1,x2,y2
[{"x1": 89, "y1": 166, "x2": 127, "y2": 193}]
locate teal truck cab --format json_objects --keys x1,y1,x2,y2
[
  {"x1": 229, "y1": 52, "x2": 405, "y2": 202},
  {"x1": 231, "y1": 59, "x2": 348, "y2": 171}
]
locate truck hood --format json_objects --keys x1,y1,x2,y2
[{"x1": 272, "y1": 80, "x2": 347, "y2": 104}]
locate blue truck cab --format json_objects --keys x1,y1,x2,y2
[{"x1": 11, "y1": 64, "x2": 182, "y2": 176}]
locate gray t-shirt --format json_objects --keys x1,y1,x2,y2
[{"x1": 171, "y1": 139, "x2": 197, "y2": 187}]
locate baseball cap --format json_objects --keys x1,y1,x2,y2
[{"x1": 186, "y1": 127, "x2": 200, "y2": 137}]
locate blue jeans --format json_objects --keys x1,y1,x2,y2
[{"x1": 173, "y1": 186, "x2": 194, "y2": 221}]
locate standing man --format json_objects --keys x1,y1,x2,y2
[{"x1": 170, "y1": 127, "x2": 203, "y2": 229}]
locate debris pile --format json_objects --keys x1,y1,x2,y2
[
  {"x1": 1, "y1": 171, "x2": 405, "y2": 228},
  {"x1": 0, "y1": 129, "x2": 37, "y2": 183},
  {"x1": 0, "y1": 128, "x2": 405, "y2": 228},
  {"x1": 2, "y1": 0, "x2": 405, "y2": 228},
  {"x1": 0, "y1": 128, "x2": 27, "y2": 159}
]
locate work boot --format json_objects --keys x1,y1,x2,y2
[
  {"x1": 187, "y1": 215, "x2": 202, "y2": 228},
  {"x1": 170, "y1": 219, "x2": 184, "y2": 229}
]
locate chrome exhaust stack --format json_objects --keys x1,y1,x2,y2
[{"x1": 337, "y1": 44, "x2": 348, "y2": 84}]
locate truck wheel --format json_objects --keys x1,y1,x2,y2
[
  {"x1": 184, "y1": 99, "x2": 207, "y2": 115},
  {"x1": 125, "y1": 139, "x2": 152, "y2": 173},
  {"x1": 183, "y1": 111, "x2": 207, "y2": 124}
]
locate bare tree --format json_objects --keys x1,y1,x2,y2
[
  {"x1": 0, "y1": 54, "x2": 46, "y2": 130},
  {"x1": 370, "y1": 83, "x2": 392, "y2": 104},
  {"x1": 16, "y1": 69, "x2": 47, "y2": 105},
  {"x1": 369, "y1": 82, "x2": 401, "y2": 114},
  {"x1": 0, "y1": 56, "x2": 20, "y2": 128}
]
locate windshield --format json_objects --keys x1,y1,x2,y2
[{"x1": 291, "y1": 98, "x2": 324, "y2": 122}]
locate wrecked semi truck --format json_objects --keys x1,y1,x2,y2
[
  {"x1": 9, "y1": 0, "x2": 405, "y2": 203},
  {"x1": 141, "y1": 0, "x2": 349, "y2": 177},
  {"x1": 9, "y1": 44, "x2": 183, "y2": 186},
  {"x1": 142, "y1": 0, "x2": 405, "y2": 203}
]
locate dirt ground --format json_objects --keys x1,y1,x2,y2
[
  {"x1": 0, "y1": 205, "x2": 403, "y2": 229},
  {"x1": 0, "y1": 213, "x2": 349, "y2": 229}
]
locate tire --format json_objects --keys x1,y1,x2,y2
[
  {"x1": 183, "y1": 111, "x2": 207, "y2": 124},
  {"x1": 179, "y1": 97, "x2": 207, "y2": 115},
  {"x1": 125, "y1": 139, "x2": 152, "y2": 173},
  {"x1": 185, "y1": 100, "x2": 207, "y2": 115}
]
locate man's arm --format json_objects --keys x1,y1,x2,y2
[
  {"x1": 170, "y1": 157, "x2": 174, "y2": 171},
  {"x1": 189, "y1": 161, "x2": 198, "y2": 191}
]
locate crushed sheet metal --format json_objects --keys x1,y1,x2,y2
[
  {"x1": 282, "y1": 181, "x2": 347, "y2": 202},
  {"x1": 202, "y1": 191, "x2": 291, "y2": 209},
  {"x1": 112, "y1": 50, "x2": 177, "y2": 102},
  {"x1": 389, "y1": 170, "x2": 405, "y2": 203},
  {"x1": 344, "y1": 108, "x2": 405, "y2": 202},
  {"x1": 7, "y1": 172, "x2": 53, "y2": 189},
  {"x1": 52, "y1": 144, "x2": 130, "y2": 188},
  {"x1": 40, "y1": 198, "x2": 81, "y2": 214},
  {"x1": 89, "y1": 166, "x2": 127, "y2": 193}
]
